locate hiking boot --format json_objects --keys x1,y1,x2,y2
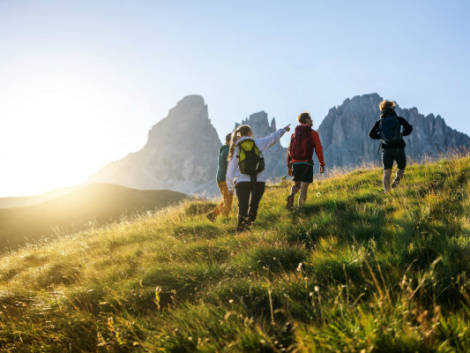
[
  {"x1": 392, "y1": 169, "x2": 405, "y2": 188},
  {"x1": 236, "y1": 224, "x2": 249, "y2": 232},
  {"x1": 236, "y1": 217, "x2": 250, "y2": 232},
  {"x1": 206, "y1": 212, "x2": 216, "y2": 222},
  {"x1": 286, "y1": 194, "x2": 294, "y2": 210}
]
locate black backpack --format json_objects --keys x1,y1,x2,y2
[
  {"x1": 237, "y1": 139, "x2": 265, "y2": 181},
  {"x1": 379, "y1": 115, "x2": 402, "y2": 144}
]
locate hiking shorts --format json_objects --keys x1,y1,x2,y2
[
  {"x1": 382, "y1": 148, "x2": 407, "y2": 170},
  {"x1": 292, "y1": 162, "x2": 314, "y2": 183}
]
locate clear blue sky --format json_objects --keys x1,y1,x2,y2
[{"x1": 1, "y1": 0, "x2": 469, "y2": 196}]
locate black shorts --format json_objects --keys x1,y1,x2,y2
[
  {"x1": 292, "y1": 163, "x2": 313, "y2": 183},
  {"x1": 382, "y1": 148, "x2": 407, "y2": 170}
]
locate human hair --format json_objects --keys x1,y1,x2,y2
[
  {"x1": 228, "y1": 125, "x2": 252, "y2": 160},
  {"x1": 297, "y1": 112, "x2": 311, "y2": 124},
  {"x1": 379, "y1": 100, "x2": 396, "y2": 111},
  {"x1": 225, "y1": 133, "x2": 232, "y2": 144}
]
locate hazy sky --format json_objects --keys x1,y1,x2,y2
[{"x1": 1, "y1": 0, "x2": 469, "y2": 196}]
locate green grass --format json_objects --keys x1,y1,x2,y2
[{"x1": 1, "y1": 156, "x2": 470, "y2": 352}]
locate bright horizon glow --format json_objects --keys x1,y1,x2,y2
[
  {"x1": 1, "y1": 54, "x2": 154, "y2": 196},
  {"x1": 1, "y1": 1, "x2": 470, "y2": 197}
]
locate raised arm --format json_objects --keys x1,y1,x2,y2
[{"x1": 256, "y1": 125, "x2": 290, "y2": 152}]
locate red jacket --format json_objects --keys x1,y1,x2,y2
[{"x1": 287, "y1": 126, "x2": 325, "y2": 167}]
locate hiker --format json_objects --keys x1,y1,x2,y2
[
  {"x1": 286, "y1": 112, "x2": 325, "y2": 210},
  {"x1": 226, "y1": 123, "x2": 291, "y2": 232},
  {"x1": 369, "y1": 100, "x2": 413, "y2": 192},
  {"x1": 207, "y1": 133, "x2": 233, "y2": 221}
]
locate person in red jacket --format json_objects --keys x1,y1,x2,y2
[{"x1": 286, "y1": 112, "x2": 325, "y2": 210}]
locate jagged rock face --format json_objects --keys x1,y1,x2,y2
[
  {"x1": 318, "y1": 93, "x2": 470, "y2": 168},
  {"x1": 235, "y1": 111, "x2": 288, "y2": 180},
  {"x1": 90, "y1": 95, "x2": 222, "y2": 195}
]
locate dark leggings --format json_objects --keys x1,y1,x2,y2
[{"x1": 235, "y1": 182, "x2": 265, "y2": 228}]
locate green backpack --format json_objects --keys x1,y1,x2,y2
[{"x1": 237, "y1": 139, "x2": 265, "y2": 181}]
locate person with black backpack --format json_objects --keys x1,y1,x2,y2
[
  {"x1": 369, "y1": 100, "x2": 413, "y2": 192},
  {"x1": 286, "y1": 112, "x2": 325, "y2": 210},
  {"x1": 226, "y1": 123, "x2": 290, "y2": 232}
]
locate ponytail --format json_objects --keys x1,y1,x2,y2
[{"x1": 228, "y1": 125, "x2": 252, "y2": 160}]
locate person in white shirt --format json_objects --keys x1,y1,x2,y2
[{"x1": 226, "y1": 123, "x2": 290, "y2": 231}]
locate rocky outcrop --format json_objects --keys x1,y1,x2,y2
[
  {"x1": 235, "y1": 111, "x2": 288, "y2": 180},
  {"x1": 318, "y1": 93, "x2": 470, "y2": 168},
  {"x1": 90, "y1": 95, "x2": 222, "y2": 195}
]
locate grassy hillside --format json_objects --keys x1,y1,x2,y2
[
  {"x1": 0, "y1": 156, "x2": 469, "y2": 352},
  {"x1": 0, "y1": 183, "x2": 187, "y2": 251},
  {"x1": 0, "y1": 186, "x2": 75, "y2": 209}
]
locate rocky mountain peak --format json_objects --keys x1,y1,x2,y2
[
  {"x1": 91, "y1": 95, "x2": 221, "y2": 195},
  {"x1": 177, "y1": 94, "x2": 205, "y2": 106},
  {"x1": 235, "y1": 111, "x2": 276, "y2": 138},
  {"x1": 164, "y1": 94, "x2": 208, "y2": 123}
]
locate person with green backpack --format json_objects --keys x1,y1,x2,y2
[
  {"x1": 207, "y1": 133, "x2": 233, "y2": 222},
  {"x1": 226, "y1": 123, "x2": 290, "y2": 232},
  {"x1": 369, "y1": 100, "x2": 413, "y2": 192}
]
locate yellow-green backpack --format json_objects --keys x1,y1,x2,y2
[{"x1": 237, "y1": 139, "x2": 265, "y2": 179}]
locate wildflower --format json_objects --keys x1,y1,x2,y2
[{"x1": 296, "y1": 263, "x2": 303, "y2": 272}]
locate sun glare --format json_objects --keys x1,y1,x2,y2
[{"x1": 0, "y1": 63, "x2": 127, "y2": 197}]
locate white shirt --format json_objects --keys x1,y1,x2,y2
[{"x1": 226, "y1": 128, "x2": 288, "y2": 191}]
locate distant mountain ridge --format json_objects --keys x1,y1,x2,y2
[
  {"x1": 89, "y1": 94, "x2": 470, "y2": 195},
  {"x1": 318, "y1": 93, "x2": 470, "y2": 168}
]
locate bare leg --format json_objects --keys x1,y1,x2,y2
[
  {"x1": 392, "y1": 169, "x2": 405, "y2": 188},
  {"x1": 383, "y1": 169, "x2": 392, "y2": 193},
  {"x1": 287, "y1": 181, "x2": 301, "y2": 210},
  {"x1": 298, "y1": 182, "x2": 310, "y2": 207}
]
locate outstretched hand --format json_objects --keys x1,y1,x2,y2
[
  {"x1": 320, "y1": 166, "x2": 325, "y2": 174},
  {"x1": 284, "y1": 124, "x2": 291, "y2": 132}
]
